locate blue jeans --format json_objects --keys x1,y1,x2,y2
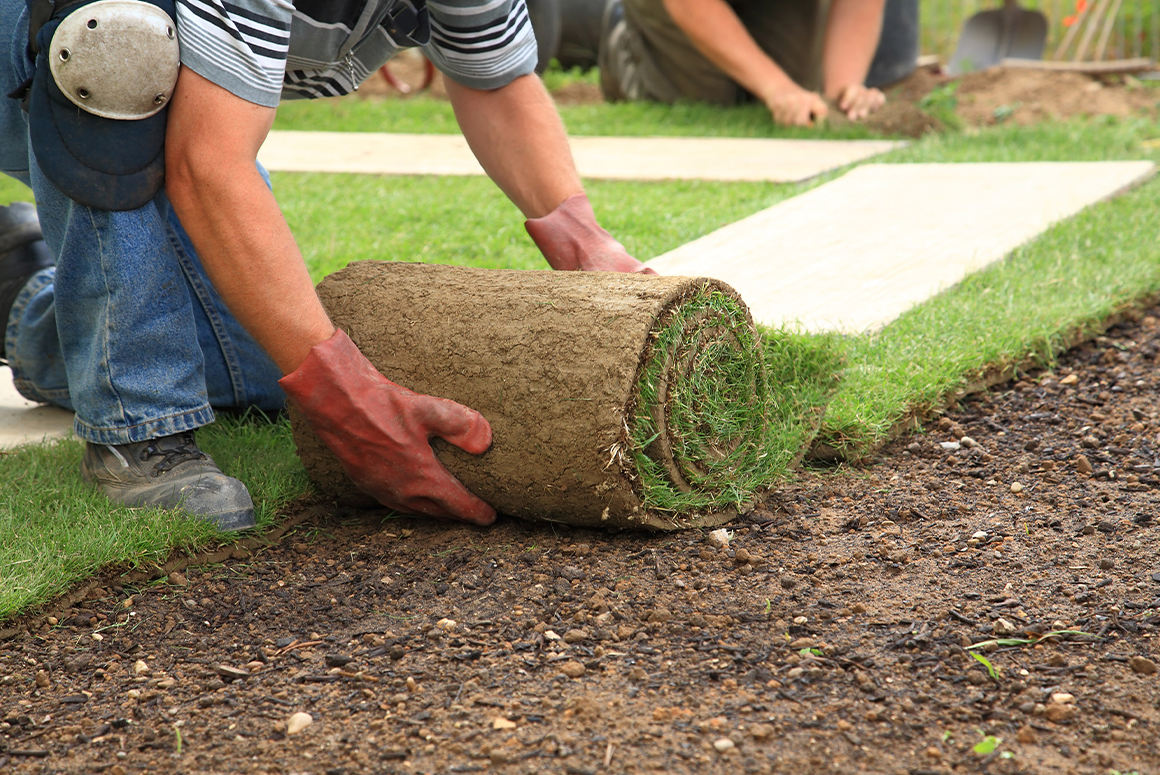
[{"x1": 1, "y1": 0, "x2": 285, "y2": 445}]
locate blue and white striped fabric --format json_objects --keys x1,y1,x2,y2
[{"x1": 175, "y1": 0, "x2": 537, "y2": 107}]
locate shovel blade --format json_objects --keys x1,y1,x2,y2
[{"x1": 947, "y1": 7, "x2": 1048, "y2": 75}]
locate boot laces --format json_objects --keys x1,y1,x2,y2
[{"x1": 138, "y1": 432, "x2": 207, "y2": 474}]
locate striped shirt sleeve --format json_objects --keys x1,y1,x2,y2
[
  {"x1": 176, "y1": 0, "x2": 293, "y2": 107},
  {"x1": 423, "y1": 0, "x2": 538, "y2": 90}
]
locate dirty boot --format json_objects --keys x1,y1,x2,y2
[
  {"x1": 0, "y1": 203, "x2": 54, "y2": 361},
  {"x1": 81, "y1": 431, "x2": 256, "y2": 531}
]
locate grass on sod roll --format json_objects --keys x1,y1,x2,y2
[
  {"x1": 628, "y1": 288, "x2": 840, "y2": 517},
  {"x1": 2, "y1": 111, "x2": 1160, "y2": 620}
]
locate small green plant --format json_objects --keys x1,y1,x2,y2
[
  {"x1": 917, "y1": 82, "x2": 962, "y2": 129},
  {"x1": 970, "y1": 652, "x2": 1000, "y2": 680},
  {"x1": 973, "y1": 734, "x2": 1002, "y2": 755},
  {"x1": 174, "y1": 723, "x2": 183, "y2": 754},
  {"x1": 799, "y1": 647, "x2": 825, "y2": 657},
  {"x1": 967, "y1": 629, "x2": 1098, "y2": 651},
  {"x1": 993, "y1": 102, "x2": 1022, "y2": 123}
]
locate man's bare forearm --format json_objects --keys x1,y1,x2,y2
[
  {"x1": 822, "y1": 0, "x2": 887, "y2": 98},
  {"x1": 445, "y1": 74, "x2": 581, "y2": 219},
  {"x1": 165, "y1": 67, "x2": 335, "y2": 375},
  {"x1": 663, "y1": 0, "x2": 793, "y2": 103}
]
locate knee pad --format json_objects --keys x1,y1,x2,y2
[{"x1": 27, "y1": 0, "x2": 180, "y2": 211}]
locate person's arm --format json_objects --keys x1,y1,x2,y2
[
  {"x1": 165, "y1": 66, "x2": 496, "y2": 524},
  {"x1": 165, "y1": 67, "x2": 333, "y2": 374},
  {"x1": 662, "y1": 0, "x2": 826, "y2": 126},
  {"x1": 822, "y1": 0, "x2": 888, "y2": 119},
  {"x1": 445, "y1": 74, "x2": 654, "y2": 274}
]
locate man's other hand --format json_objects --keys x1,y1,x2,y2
[
  {"x1": 835, "y1": 83, "x2": 886, "y2": 121},
  {"x1": 761, "y1": 84, "x2": 829, "y2": 126}
]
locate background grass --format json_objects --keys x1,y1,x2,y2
[{"x1": 3, "y1": 85, "x2": 1160, "y2": 621}]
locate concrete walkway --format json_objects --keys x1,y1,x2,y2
[
  {"x1": 647, "y1": 160, "x2": 1156, "y2": 332},
  {"x1": 258, "y1": 131, "x2": 905, "y2": 183},
  {"x1": 0, "y1": 365, "x2": 73, "y2": 448}
]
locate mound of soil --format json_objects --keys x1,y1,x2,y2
[{"x1": 5, "y1": 306, "x2": 1160, "y2": 774}]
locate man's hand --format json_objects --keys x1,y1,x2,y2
[
  {"x1": 761, "y1": 84, "x2": 829, "y2": 126},
  {"x1": 280, "y1": 330, "x2": 497, "y2": 525},
  {"x1": 834, "y1": 83, "x2": 885, "y2": 120},
  {"x1": 525, "y1": 193, "x2": 657, "y2": 274}
]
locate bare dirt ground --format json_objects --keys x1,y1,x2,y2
[
  {"x1": 6, "y1": 310, "x2": 1160, "y2": 775},
  {"x1": 4, "y1": 59, "x2": 1160, "y2": 775}
]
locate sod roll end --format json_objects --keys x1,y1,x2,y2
[{"x1": 290, "y1": 261, "x2": 783, "y2": 530}]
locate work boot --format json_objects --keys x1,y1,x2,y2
[
  {"x1": 0, "y1": 203, "x2": 54, "y2": 361},
  {"x1": 81, "y1": 431, "x2": 256, "y2": 532}
]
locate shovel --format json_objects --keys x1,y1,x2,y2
[{"x1": 947, "y1": 0, "x2": 1048, "y2": 75}]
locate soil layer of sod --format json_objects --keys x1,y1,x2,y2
[{"x1": 5, "y1": 306, "x2": 1160, "y2": 774}]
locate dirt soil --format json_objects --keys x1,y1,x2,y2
[
  {"x1": 358, "y1": 55, "x2": 1160, "y2": 138},
  {"x1": 6, "y1": 297, "x2": 1160, "y2": 775}
]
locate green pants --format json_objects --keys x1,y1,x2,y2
[{"x1": 601, "y1": 0, "x2": 830, "y2": 105}]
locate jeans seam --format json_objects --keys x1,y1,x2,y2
[
  {"x1": 88, "y1": 204, "x2": 132, "y2": 428},
  {"x1": 166, "y1": 228, "x2": 249, "y2": 407}
]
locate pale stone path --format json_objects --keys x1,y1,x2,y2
[
  {"x1": 257, "y1": 131, "x2": 905, "y2": 183},
  {"x1": 647, "y1": 161, "x2": 1156, "y2": 333},
  {"x1": 0, "y1": 365, "x2": 73, "y2": 448},
  {"x1": 3, "y1": 159, "x2": 1153, "y2": 448}
]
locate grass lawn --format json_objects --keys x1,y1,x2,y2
[{"x1": 3, "y1": 91, "x2": 1160, "y2": 622}]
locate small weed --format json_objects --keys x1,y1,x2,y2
[
  {"x1": 970, "y1": 652, "x2": 1000, "y2": 680},
  {"x1": 973, "y1": 734, "x2": 1001, "y2": 755},
  {"x1": 799, "y1": 647, "x2": 825, "y2": 657},
  {"x1": 993, "y1": 102, "x2": 1022, "y2": 123},
  {"x1": 967, "y1": 629, "x2": 1098, "y2": 651},
  {"x1": 174, "y1": 724, "x2": 183, "y2": 755}
]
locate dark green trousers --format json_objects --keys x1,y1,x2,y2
[{"x1": 601, "y1": 0, "x2": 830, "y2": 104}]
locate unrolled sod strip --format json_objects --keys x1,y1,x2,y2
[{"x1": 290, "y1": 261, "x2": 785, "y2": 530}]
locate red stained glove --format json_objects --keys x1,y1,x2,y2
[
  {"x1": 280, "y1": 329, "x2": 496, "y2": 525},
  {"x1": 525, "y1": 193, "x2": 658, "y2": 275}
]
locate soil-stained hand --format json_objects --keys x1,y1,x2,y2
[
  {"x1": 836, "y1": 84, "x2": 886, "y2": 121},
  {"x1": 280, "y1": 330, "x2": 496, "y2": 525},
  {"x1": 762, "y1": 85, "x2": 829, "y2": 127}
]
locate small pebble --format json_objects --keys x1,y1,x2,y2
[
  {"x1": 1010, "y1": 482, "x2": 1024, "y2": 493},
  {"x1": 960, "y1": 436, "x2": 977, "y2": 448},
  {"x1": 713, "y1": 738, "x2": 735, "y2": 753},
  {"x1": 1129, "y1": 656, "x2": 1157, "y2": 675},
  {"x1": 559, "y1": 661, "x2": 586, "y2": 679},
  {"x1": 707, "y1": 529, "x2": 732, "y2": 549},
  {"x1": 286, "y1": 712, "x2": 313, "y2": 735},
  {"x1": 1044, "y1": 703, "x2": 1076, "y2": 722}
]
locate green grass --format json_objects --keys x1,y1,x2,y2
[
  {"x1": 272, "y1": 91, "x2": 881, "y2": 139},
  {"x1": 0, "y1": 416, "x2": 310, "y2": 621},
  {"x1": 3, "y1": 97, "x2": 1160, "y2": 621}
]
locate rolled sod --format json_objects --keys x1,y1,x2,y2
[{"x1": 290, "y1": 261, "x2": 783, "y2": 530}]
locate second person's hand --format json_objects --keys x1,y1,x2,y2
[
  {"x1": 834, "y1": 83, "x2": 886, "y2": 120},
  {"x1": 760, "y1": 84, "x2": 829, "y2": 127}
]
